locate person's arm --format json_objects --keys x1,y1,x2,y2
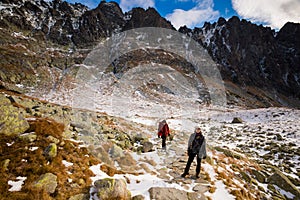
[
  {"x1": 187, "y1": 134, "x2": 194, "y2": 150},
  {"x1": 158, "y1": 130, "x2": 162, "y2": 137},
  {"x1": 199, "y1": 138, "x2": 207, "y2": 159},
  {"x1": 165, "y1": 124, "x2": 170, "y2": 136}
]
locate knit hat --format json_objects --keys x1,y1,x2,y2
[{"x1": 195, "y1": 126, "x2": 201, "y2": 132}]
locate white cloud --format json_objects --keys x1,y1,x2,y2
[
  {"x1": 232, "y1": 0, "x2": 300, "y2": 29},
  {"x1": 166, "y1": 0, "x2": 220, "y2": 29},
  {"x1": 120, "y1": 0, "x2": 155, "y2": 12}
]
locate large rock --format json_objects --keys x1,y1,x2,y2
[
  {"x1": 193, "y1": 184, "x2": 210, "y2": 193},
  {"x1": 68, "y1": 193, "x2": 89, "y2": 200},
  {"x1": 33, "y1": 173, "x2": 58, "y2": 194},
  {"x1": 232, "y1": 117, "x2": 243, "y2": 123},
  {"x1": 19, "y1": 132, "x2": 37, "y2": 142},
  {"x1": 252, "y1": 169, "x2": 266, "y2": 183},
  {"x1": 90, "y1": 146, "x2": 114, "y2": 166},
  {"x1": 132, "y1": 195, "x2": 145, "y2": 200},
  {"x1": 268, "y1": 170, "x2": 300, "y2": 199},
  {"x1": 111, "y1": 144, "x2": 125, "y2": 158},
  {"x1": 44, "y1": 143, "x2": 58, "y2": 159},
  {"x1": 142, "y1": 141, "x2": 154, "y2": 153},
  {"x1": 0, "y1": 95, "x2": 29, "y2": 135},
  {"x1": 148, "y1": 187, "x2": 203, "y2": 200},
  {"x1": 100, "y1": 164, "x2": 124, "y2": 176},
  {"x1": 91, "y1": 178, "x2": 131, "y2": 200}
]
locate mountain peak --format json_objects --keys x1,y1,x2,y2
[{"x1": 123, "y1": 6, "x2": 174, "y2": 30}]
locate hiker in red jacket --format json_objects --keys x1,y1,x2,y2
[{"x1": 157, "y1": 120, "x2": 170, "y2": 150}]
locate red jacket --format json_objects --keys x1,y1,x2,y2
[{"x1": 158, "y1": 123, "x2": 170, "y2": 137}]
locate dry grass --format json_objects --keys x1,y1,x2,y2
[
  {"x1": 0, "y1": 117, "x2": 100, "y2": 200},
  {"x1": 212, "y1": 149, "x2": 267, "y2": 200},
  {"x1": 209, "y1": 186, "x2": 216, "y2": 193}
]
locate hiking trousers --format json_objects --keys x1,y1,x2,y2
[
  {"x1": 161, "y1": 136, "x2": 167, "y2": 149},
  {"x1": 184, "y1": 152, "x2": 202, "y2": 175}
]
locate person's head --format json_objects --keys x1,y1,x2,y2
[
  {"x1": 162, "y1": 120, "x2": 166, "y2": 124},
  {"x1": 195, "y1": 126, "x2": 201, "y2": 134}
]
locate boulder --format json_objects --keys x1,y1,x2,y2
[
  {"x1": 142, "y1": 141, "x2": 153, "y2": 153},
  {"x1": 44, "y1": 143, "x2": 57, "y2": 159},
  {"x1": 0, "y1": 95, "x2": 29, "y2": 136},
  {"x1": 116, "y1": 152, "x2": 139, "y2": 172},
  {"x1": 47, "y1": 135, "x2": 60, "y2": 144},
  {"x1": 132, "y1": 133, "x2": 148, "y2": 143},
  {"x1": 111, "y1": 144, "x2": 124, "y2": 158},
  {"x1": 100, "y1": 164, "x2": 124, "y2": 176},
  {"x1": 193, "y1": 184, "x2": 209, "y2": 193},
  {"x1": 232, "y1": 117, "x2": 243, "y2": 123},
  {"x1": 90, "y1": 146, "x2": 114, "y2": 166},
  {"x1": 91, "y1": 178, "x2": 131, "y2": 200},
  {"x1": 131, "y1": 195, "x2": 145, "y2": 200},
  {"x1": 214, "y1": 146, "x2": 243, "y2": 159},
  {"x1": 19, "y1": 132, "x2": 37, "y2": 142},
  {"x1": 68, "y1": 193, "x2": 89, "y2": 200},
  {"x1": 148, "y1": 187, "x2": 203, "y2": 200},
  {"x1": 33, "y1": 173, "x2": 58, "y2": 194},
  {"x1": 268, "y1": 170, "x2": 300, "y2": 199},
  {"x1": 252, "y1": 170, "x2": 266, "y2": 183}
]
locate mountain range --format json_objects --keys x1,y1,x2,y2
[{"x1": 1, "y1": 0, "x2": 300, "y2": 108}]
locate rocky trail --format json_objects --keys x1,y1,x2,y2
[
  {"x1": 1, "y1": 89, "x2": 300, "y2": 200},
  {"x1": 113, "y1": 105, "x2": 300, "y2": 200}
]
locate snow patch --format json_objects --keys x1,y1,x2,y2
[
  {"x1": 62, "y1": 160, "x2": 74, "y2": 167},
  {"x1": 8, "y1": 177, "x2": 27, "y2": 192},
  {"x1": 0, "y1": 5, "x2": 8, "y2": 10},
  {"x1": 209, "y1": 180, "x2": 235, "y2": 200},
  {"x1": 7, "y1": 142, "x2": 14, "y2": 146},
  {"x1": 29, "y1": 147, "x2": 39, "y2": 151},
  {"x1": 274, "y1": 185, "x2": 295, "y2": 199}
]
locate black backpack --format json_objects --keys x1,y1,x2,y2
[{"x1": 191, "y1": 134, "x2": 204, "y2": 154}]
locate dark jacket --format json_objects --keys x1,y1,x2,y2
[{"x1": 187, "y1": 132, "x2": 207, "y2": 159}]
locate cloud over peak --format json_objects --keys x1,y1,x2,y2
[
  {"x1": 120, "y1": 0, "x2": 155, "y2": 12},
  {"x1": 166, "y1": 0, "x2": 219, "y2": 29},
  {"x1": 232, "y1": 0, "x2": 300, "y2": 29}
]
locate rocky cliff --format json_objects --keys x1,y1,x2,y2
[
  {"x1": 179, "y1": 17, "x2": 300, "y2": 106},
  {"x1": 0, "y1": 0, "x2": 173, "y2": 47}
]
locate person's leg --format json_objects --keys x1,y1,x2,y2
[
  {"x1": 196, "y1": 155, "x2": 202, "y2": 178},
  {"x1": 182, "y1": 153, "x2": 196, "y2": 177},
  {"x1": 162, "y1": 136, "x2": 166, "y2": 149}
]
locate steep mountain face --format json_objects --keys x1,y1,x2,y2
[
  {"x1": 123, "y1": 7, "x2": 174, "y2": 31},
  {"x1": 0, "y1": 0, "x2": 175, "y2": 98},
  {"x1": 0, "y1": 0, "x2": 299, "y2": 107},
  {"x1": 0, "y1": 0, "x2": 173, "y2": 47},
  {"x1": 179, "y1": 17, "x2": 300, "y2": 103}
]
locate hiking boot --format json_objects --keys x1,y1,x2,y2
[
  {"x1": 195, "y1": 174, "x2": 200, "y2": 179},
  {"x1": 181, "y1": 172, "x2": 189, "y2": 177}
]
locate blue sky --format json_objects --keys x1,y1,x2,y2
[{"x1": 66, "y1": 0, "x2": 300, "y2": 30}]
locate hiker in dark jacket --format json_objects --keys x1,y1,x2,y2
[
  {"x1": 157, "y1": 120, "x2": 170, "y2": 150},
  {"x1": 181, "y1": 127, "x2": 207, "y2": 178}
]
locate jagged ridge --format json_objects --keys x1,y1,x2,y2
[{"x1": 0, "y1": 0, "x2": 300, "y2": 107}]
